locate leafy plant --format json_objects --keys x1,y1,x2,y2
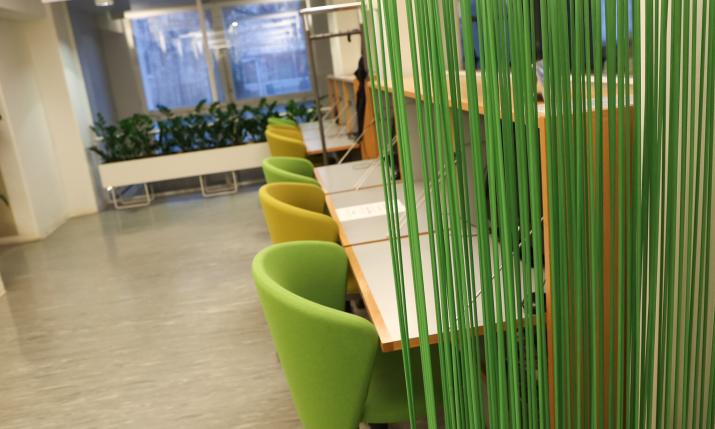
[
  {"x1": 242, "y1": 98, "x2": 279, "y2": 142},
  {"x1": 90, "y1": 113, "x2": 156, "y2": 163},
  {"x1": 91, "y1": 98, "x2": 310, "y2": 163},
  {"x1": 206, "y1": 102, "x2": 244, "y2": 148},
  {"x1": 285, "y1": 99, "x2": 318, "y2": 123},
  {"x1": 156, "y1": 100, "x2": 210, "y2": 153}
]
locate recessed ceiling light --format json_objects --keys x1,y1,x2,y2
[{"x1": 95, "y1": 0, "x2": 114, "y2": 6}]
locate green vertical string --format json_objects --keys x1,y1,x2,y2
[
  {"x1": 687, "y1": 1, "x2": 709, "y2": 424},
  {"x1": 507, "y1": 0, "x2": 541, "y2": 426},
  {"x1": 400, "y1": 0, "x2": 460, "y2": 424},
  {"x1": 695, "y1": 5, "x2": 715, "y2": 427},
  {"x1": 604, "y1": 0, "x2": 618, "y2": 424},
  {"x1": 638, "y1": 0, "x2": 656, "y2": 425},
  {"x1": 699, "y1": 4, "x2": 715, "y2": 426},
  {"x1": 380, "y1": 0, "x2": 441, "y2": 425},
  {"x1": 359, "y1": 0, "x2": 715, "y2": 427},
  {"x1": 647, "y1": 0, "x2": 669, "y2": 426},
  {"x1": 615, "y1": 0, "x2": 628, "y2": 426},
  {"x1": 438, "y1": 0, "x2": 484, "y2": 424},
  {"x1": 475, "y1": 0, "x2": 512, "y2": 425},
  {"x1": 571, "y1": 0, "x2": 586, "y2": 425},
  {"x1": 661, "y1": 0, "x2": 683, "y2": 424},
  {"x1": 628, "y1": 0, "x2": 644, "y2": 425},
  {"x1": 488, "y1": 0, "x2": 528, "y2": 425},
  {"x1": 589, "y1": 0, "x2": 605, "y2": 426},
  {"x1": 419, "y1": 0, "x2": 467, "y2": 422},
  {"x1": 459, "y1": 0, "x2": 505, "y2": 425},
  {"x1": 673, "y1": 0, "x2": 692, "y2": 424},
  {"x1": 678, "y1": 0, "x2": 699, "y2": 425},
  {"x1": 360, "y1": 2, "x2": 417, "y2": 427}
]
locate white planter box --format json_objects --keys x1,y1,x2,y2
[
  {"x1": 98, "y1": 143, "x2": 269, "y2": 188},
  {"x1": 97, "y1": 143, "x2": 270, "y2": 208}
]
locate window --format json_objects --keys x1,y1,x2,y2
[
  {"x1": 221, "y1": 1, "x2": 311, "y2": 100},
  {"x1": 131, "y1": 11, "x2": 216, "y2": 110},
  {"x1": 128, "y1": 1, "x2": 311, "y2": 111}
]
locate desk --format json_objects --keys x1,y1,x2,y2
[
  {"x1": 325, "y1": 182, "x2": 428, "y2": 246},
  {"x1": 314, "y1": 160, "x2": 383, "y2": 194},
  {"x1": 300, "y1": 121, "x2": 358, "y2": 156},
  {"x1": 346, "y1": 234, "x2": 531, "y2": 352}
]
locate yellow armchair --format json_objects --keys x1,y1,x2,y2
[
  {"x1": 258, "y1": 182, "x2": 360, "y2": 295},
  {"x1": 266, "y1": 127, "x2": 305, "y2": 157},
  {"x1": 258, "y1": 182, "x2": 338, "y2": 243}
]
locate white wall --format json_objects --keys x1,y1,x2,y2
[
  {"x1": 0, "y1": 3, "x2": 102, "y2": 241},
  {"x1": 0, "y1": 20, "x2": 67, "y2": 238},
  {"x1": 27, "y1": 6, "x2": 101, "y2": 218},
  {"x1": 0, "y1": 0, "x2": 43, "y2": 20},
  {"x1": 328, "y1": 5, "x2": 362, "y2": 77}
]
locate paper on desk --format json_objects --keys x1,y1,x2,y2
[{"x1": 336, "y1": 200, "x2": 406, "y2": 222}]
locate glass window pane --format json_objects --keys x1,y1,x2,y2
[
  {"x1": 222, "y1": 1, "x2": 311, "y2": 100},
  {"x1": 131, "y1": 11, "x2": 215, "y2": 110}
]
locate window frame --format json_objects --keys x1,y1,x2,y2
[{"x1": 123, "y1": 0, "x2": 312, "y2": 114}]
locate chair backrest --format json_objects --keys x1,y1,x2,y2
[
  {"x1": 267, "y1": 124, "x2": 303, "y2": 140},
  {"x1": 266, "y1": 128, "x2": 305, "y2": 157},
  {"x1": 262, "y1": 157, "x2": 319, "y2": 186},
  {"x1": 258, "y1": 182, "x2": 338, "y2": 243},
  {"x1": 252, "y1": 241, "x2": 378, "y2": 429},
  {"x1": 268, "y1": 116, "x2": 299, "y2": 128}
]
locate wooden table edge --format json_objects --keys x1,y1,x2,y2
[
  {"x1": 313, "y1": 166, "x2": 384, "y2": 196},
  {"x1": 306, "y1": 143, "x2": 359, "y2": 156},
  {"x1": 344, "y1": 245, "x2": 395, "y2": 352},
  {"x1": 324, "y1": 192, "x2": 350, "y2": 246}
]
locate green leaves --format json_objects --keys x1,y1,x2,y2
[
  {"x1": 90, "y1": 113, "x2": 156, "y2": 163},
  {"x1": 285, "y1": 99, "x2": 318, "y2": 123},
  {"x1": 90, "y1": 99, "x2": 312, "y2": 163}
]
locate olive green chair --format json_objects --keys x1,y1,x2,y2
[
  {"x1": 262, "y1": 157, "x2": 319, "y2": 186},
  {"x1": 252, "y1": 241, "x2": 435, "y2": 428},
  {"x1": 266, "y1": 127, "x2": 305, "y2": 157}
]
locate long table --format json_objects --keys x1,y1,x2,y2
[
  {"x1": 314, "y1": 159, "x2": 383, "y2": 194},
  {"x1": 324, "y1": 182, "x2": 428, "y2": 246},
  {"x1": 300, "y1": 122, "x2": 358, "y2": 155},
  {"x1": 316, "y1": 165, "x2": 504, "y2": 352}
]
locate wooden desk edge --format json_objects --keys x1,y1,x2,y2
[
  {"x1": 344, "y1": 245, "x2": 401, "y2": 353},
  {"x1": 306, "y1": 144, "x2": 359, "y2": 156},
  {"x1": 314, "y1": 163, "x2": 384, "y2": 196},
  {"x1": 314, "y1": 168, "x2": 327, "y2": 190},
  {"x1": 324, "y1": 192, "x2": 350, "y2": 246}
]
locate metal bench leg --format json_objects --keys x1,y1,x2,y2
[
  {"x1": 199, "y1": 172, "x2": 239, "y2": 197},
  {"x1": 109, "y1": 184, "x2": 152, "y2": 210}
]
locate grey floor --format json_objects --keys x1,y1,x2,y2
[{"x1": 0, "y1": 187, "x2": 302, "y2": 428}]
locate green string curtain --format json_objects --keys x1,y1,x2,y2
[{"x1": 360, "y1": 0, "x2": 715, "y2": 426}]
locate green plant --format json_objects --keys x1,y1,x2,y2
[
  {"x1": 242, "y1": 98, "x2": 279, "y2": 142},
  {"x1": 156, "y1": 100, "x2": 210, "y2": 153},
  {"x1": 90, "y1": 113, "x2": 156, "y2": 163},
  {"x1": 284, "y1": 99, "x2": 318, "y2": 123},
  {"x1": 206, "y1": 102, "x2": 244, "y2": 148},
  {"x1": 91, "y1": 98, "x2": 308, "y2": 163}
]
